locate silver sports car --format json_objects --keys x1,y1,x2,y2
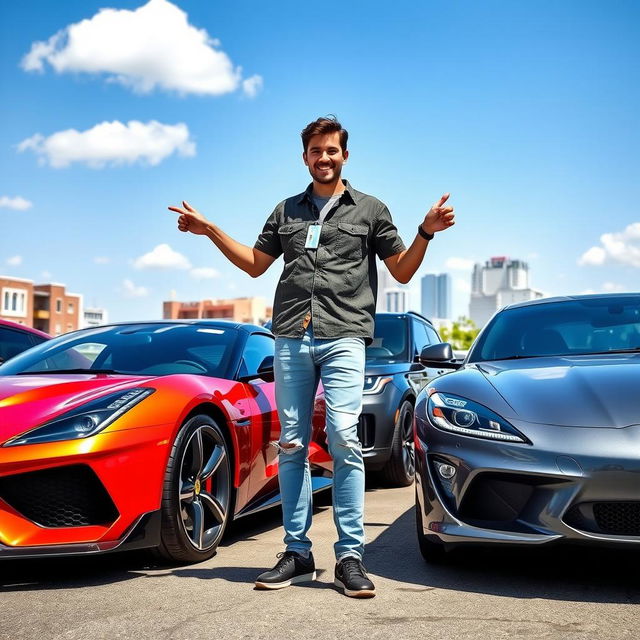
[{"x1": 415, "y1": 293, "x2": 640, "y2": 562}]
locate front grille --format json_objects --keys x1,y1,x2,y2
[
  {"x1": 358, "y1": 414, "x2": 375, "y2": 449},
  {"x1": 0, "y1": 465, "x2": 119, "y2": 527},
  {"x1": 565, "y1": 502, "x2": 640, "y2": 536},
  {"x1": 594, "y1": 502, "x2": 640, "y2": 535}
]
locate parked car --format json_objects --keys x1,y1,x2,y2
[
  {"x1": 0, "y1": 321, "x2": 331, "y2": 562},
  {"x1": 0, "y1": 320, "x2": 49, "y2": 365},
  {"x1": 361, "y1": 311, "x2": 448, "y2": 486},
  {"x1": 415, "y1": 293, "x2": 640, "y2": 562}
]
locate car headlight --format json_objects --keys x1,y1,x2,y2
[
  {"x1": 428, "y1": 392, "x2": 528, "y2": 443},
  {"x1": 363, "y1": 376, "x2": 392, "y2": 395},
  {"x1": 3, "y1": 388, "x2": 155, "y2": 447}
]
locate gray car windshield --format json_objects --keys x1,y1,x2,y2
[
  {"x1": 0, "y1": 324, "x2": 238, "y2": 378},
  {"x1": 468, "y1": 297, "x2": 640, "y2": 362},
  {"x1": 367, "y1": 315, "x2": 409, "y2": 362}
]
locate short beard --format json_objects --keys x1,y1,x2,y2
[{"x1": 309, "y1": 164, "x2": 342, "y2": 185}]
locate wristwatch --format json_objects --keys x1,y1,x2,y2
[{"x1": 418, "y1": 224, "x2": 434, "y2": 241}]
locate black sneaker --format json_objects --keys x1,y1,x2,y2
[
  {"x1": 255, "y1": 551, "x2": 316, "y2": 590},
  {"x1": 334, "y1": 557, "x2": 376, "y2": 598}
]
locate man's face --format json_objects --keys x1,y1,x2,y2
[{"x1": 303, "y1": 132, "x2": 348, "y2": 184}]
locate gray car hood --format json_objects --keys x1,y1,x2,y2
[{"x1": 474, "y1": 354, "x2": 640, "y2": 428}]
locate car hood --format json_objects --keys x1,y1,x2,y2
[
  {"x1": 364, "y1": 362, "x2": 411, "y2": 376},
  {"x1": 474, "y1": 354, "x2": 640, "y2": 428},
  {"x1": 0, "y1": 374, "x2": 155, "y2": 442}
]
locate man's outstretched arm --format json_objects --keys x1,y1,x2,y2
[
  {"x1": 168, "y1": 201, "x2": 276, "y2": 278},
  {"x1": 384, "y1": 193, "x2": 455, "y2": 284}
]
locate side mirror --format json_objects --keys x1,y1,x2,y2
[
  {"x1": 419, "y1": 343, "x2": 461, "y2": 369},
  {"x1": 239, "y1": 355, "x2": 275, "y2": 383},
  {"x1": 257, "y1": 355, "x2": 275, "y2": 381}
]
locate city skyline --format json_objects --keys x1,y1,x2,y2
[{"x1": 2, "y1": 0, "x2": 639, "y2": 324}]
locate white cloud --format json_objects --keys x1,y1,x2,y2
[
  {"x1": 21, "y1": 0, "x2": 259, "y2": 97},
  {"x1": 602, "y1": 281, "x2": 627, "y2": 293},
  {"x1": 578, "y1": 223, "x2": 640, "y2": 268},
  {"x1": 41, "y1": 271, "x2": 52, "y2": 280},
  {"x1": 578, "y1": 246, "x2": 607, "y2": 266},
  {"x1": 94, "y1": 256, "x2": 110, "y2": 264},
  {"x1": 190, "y1": 267, "x2": 220, "y2": 280},
  {"x1": 0, "y1": 195, "x2": 33, "y2": 211},
  {"x1": 242, "y1": 75, "x2": 263, "y2": 98},
  {"x1": 445, "y1": 257, "x2": 474, "y2": 271},
  {"x1": 454, "y1": 277, "x2": 471, "y2": 294},
  {"x1": 122, "y1": 279, "x2": 149, "y2": 298},
  {"x1": 134, "y1": 244, "x2": 191, "y2": 270},
  {"x1": 6, "y1": 256, "x2": 22, "y2": 266},
  {"x1": 18, "y1": 120, "x2": 195, "y2": 169}
]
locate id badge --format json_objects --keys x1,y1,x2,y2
[{"x1": 305, "y1": 224, "x2": 321, "y2": 249}]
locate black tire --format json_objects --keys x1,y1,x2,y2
[
  {"x1": 155, "y1": 414, "x2": 232, "y2": 563},
  {"x1": 415, "y1": 496, "x2": 449, "y2": 564},
  {"x1": 381, "y1": 400, "x2": 416, "y2": 487}
]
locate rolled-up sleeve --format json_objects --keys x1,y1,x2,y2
[
  {"x1": 254, "y1": 204, "x2": 282, "y2": 258},
  {"x1": 373, "y1": 204, "x2": 406, "y2": 260}
]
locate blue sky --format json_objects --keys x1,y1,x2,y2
[{"x1": 1, "y1": 0, "x2": 639, "y2": 322}]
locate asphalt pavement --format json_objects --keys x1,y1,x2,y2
[{"x1": 1, "y1": 479, "x2": 639, "y2": 640}]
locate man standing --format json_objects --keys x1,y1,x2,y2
[{"x1": 169, "y1": 116, "x2": 454, "y2": 598}]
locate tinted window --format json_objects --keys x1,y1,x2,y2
[
  {"x1": 367, "y1": 315, "x2": 409, "y2": 362},
  {"x1": 0, "y1": 327, "x2": 34, "y2": 363},
  {"x1": 0, "y1": 324, "x2": 239, "y2": 378},
  {"x1": 411, "y1": 319, "x2": 434, "y2": 355},
  {"x1": 468, "y1": 297, "x2": 640, "y2": 362},
  {"x1": 238, "y1": 333, "x2": 275, "y2": 378},
  {"x1": 425, "y1": 325, "x2": 440, "y2": 346}
]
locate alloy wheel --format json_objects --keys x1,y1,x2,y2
[{"x1": 178, "y1": 424, "x2": 230, "y2": 551}]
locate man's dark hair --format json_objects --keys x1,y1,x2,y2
[{"x1": 301, "y1": 116, "x2": 348, "y2": 153}]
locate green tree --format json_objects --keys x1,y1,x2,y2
[{"x1": 439, "y1": 316, "x2": 480, "y2": 350}]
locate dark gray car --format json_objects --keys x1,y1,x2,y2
[
  {"x1": 415, "y1": 293, "x2": 640, "y2": 562},
  {"x1": 361, "y1": 311, "x2": 445, "y2": 486}
]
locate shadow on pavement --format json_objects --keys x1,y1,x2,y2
[
  {"x1": 0, "y1": 495, "x2": 332, "y2": 592},
  {"x1": 365, "y1": 506, "x2": 640, "y2": 605}
]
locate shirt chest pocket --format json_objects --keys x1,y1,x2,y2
[
  {"x1": 277, "y1": 222, "x2": 308, "y2": 262},
  {"x1": 335, "y1": 223, "x2": 369, "y2": 260}
]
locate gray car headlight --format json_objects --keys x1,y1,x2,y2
[
  {"x1": 428, "y1": 392, "x2": 529, "y2": 443},
  {"x1": 362, "y1": 376, "x2": 392, "y2": 395},
  {"x1": 3, "y1": 388, "x2": 155, "y2": 447}
]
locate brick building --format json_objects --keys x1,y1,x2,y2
[
  {"x1": 0, "y1": 276, "x2": 82, "y2": 336},
  {"x1": 163, "y1": 296, "x2": 272, "y2": 326}
]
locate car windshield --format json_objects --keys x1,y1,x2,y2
[
  {"x1": 367, "y1": 315, "x2": 409, "y2": 362},
  {"x1": 0, "y1": 323, "x2": 239, "y2": 378},
  {"x1": 468, "y1": 296, "x2": 640, "y2": 362}
]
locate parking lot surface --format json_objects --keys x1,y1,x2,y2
[{"x1": 1, "y1": 481, "x2": 638, "y2": 640}]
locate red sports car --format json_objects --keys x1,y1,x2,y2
[
  {"x1": 0, "y1": 319, "x2": 49, "y2": 365},
  {"x1": 0, "y1": 321, "x2": 331, "y2": 562}
]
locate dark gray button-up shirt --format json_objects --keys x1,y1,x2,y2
[{"x1": 254, "y1": 180, "x2": 406, "y2": 343}]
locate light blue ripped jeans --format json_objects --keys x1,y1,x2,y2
[{"x1": 274, "y1": 329, "x2": 366, "y2": 561}]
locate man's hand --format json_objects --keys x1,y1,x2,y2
[
  {"x1": 168, "y1": 201, "x2": 210, "y2": 235},
  {"x1": 422, "y1": 193, "x2": 455, "y2": 235}
]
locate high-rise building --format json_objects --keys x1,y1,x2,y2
[
  {"x1": 469, "y1": 256, "x2": 544, "y2": 328},
  {"x1": 376, "y1": 266, "x2": 410, "y2": 312},
  {"x1": 421, "y1": 273, "x2": 451, "y2": 320}
]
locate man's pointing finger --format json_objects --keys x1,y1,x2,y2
[{"x1": 434, "y1": 193, "x2": 450, "y2": 208}]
